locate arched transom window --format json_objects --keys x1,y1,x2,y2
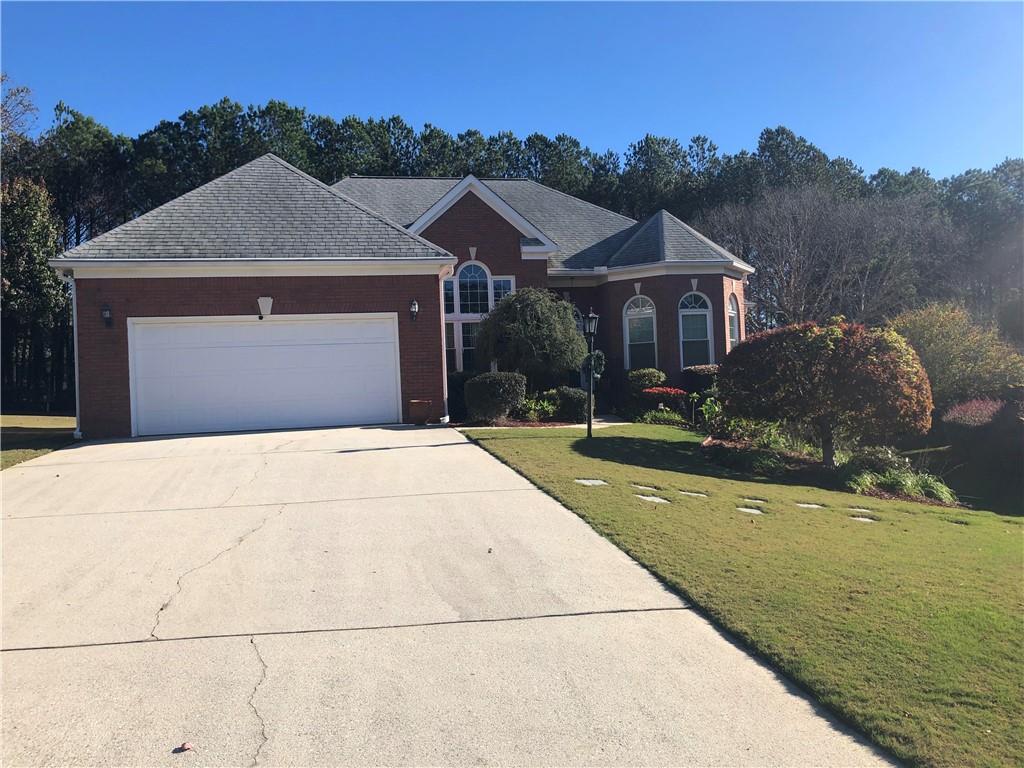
[
  {"x1": 728, "y1": 294, "x2": 740, "y2": 350},
  {"x1": 679, "y1": 292, "x2": 713, "y2": 367},
  {"x1": 442, "y1": 261, "x2": 516, "y2": 372},
  {"x1": 623, "y1": 295, "x2": 657, "y2": 370}
]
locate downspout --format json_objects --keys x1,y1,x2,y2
[
  {"x1": 438, "y1": 263, "x2": 455, "y2": 424},
  {"x1": 57, "y1": 271, "x2": 83, "y2": 439}
]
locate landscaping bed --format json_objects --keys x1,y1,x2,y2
[{"x1": 464, "y1": 423, "x2": 1023, "y2": 768}]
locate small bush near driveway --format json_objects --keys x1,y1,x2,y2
[{"x1": 464, "y1": 372, "x2": 526, "y2": 424}]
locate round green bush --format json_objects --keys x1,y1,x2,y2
[
  {"x1": 555, "y1": 386, "x2": 589, "y2": 422},
  {"x1": 464, "y1": 372, "x2": 527, "y2": 424},
  {"x1": 628, "y1": 368, "x2": 667, "y2": 398}
]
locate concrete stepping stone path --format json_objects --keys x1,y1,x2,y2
[
  {"x1": 631, "y1": 484, "x2": 659, "y2": 491},
  {"x1": 737, "y1": 507, "x2": 764, "y2": 515},
  {"x1": 743, "y1": 498, "x2": 766, "y2": 504},
  {"x1": 796, "y1": 503, "x2": 824, "y2": 509},
  {"x1": 635, "y1": 494, "x2": 670, "y2": 504},
  {"x1": 848, "y1": 507, "x2": 873, "y2": 513},
  {"x1": 849, "y1": 516, "x2": 876, "y2": 523},
  {"x1": 679, "y1": 491, "x2": 708, "y2": 498},
  {"x1": 574, "y1": 479, "x2": 608, "y2": 486}
]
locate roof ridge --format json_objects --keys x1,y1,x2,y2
[
  {"x1": 606, "y1": 214, "x2": 657, "y2": 266},
  {"x1": 515, "y1": 178, "x2": 637, "y2": 225},
  {"x1": 659, "y1": 208, "x2": 750, "y2": 268},
  {"x1": 59, "y1": 154, "x2": 285, "y2": 257},
  {"x1": 264, "y1": 154, "x2": 452, "y2": 257}
]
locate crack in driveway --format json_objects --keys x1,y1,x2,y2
[
  {"x1": 247, "y1": 636, "x2": 269, "y2": 767},
  {"x1": 148, "y1": 505, "x2": 286, "y2": 640},
  {"x1": 221, "y1": 454, "x2": 270, "y2": 507}
]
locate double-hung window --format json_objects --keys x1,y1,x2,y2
[
  {"x1": 727, "y1": 294, "x2": 741, "y2": 350},
  {"x1": 443, "y1": 262, "x2": 515, "y2": 372},
  {"x1": 623, "y1": 296, "x2": 657, "y2": 370},
  {"x1": 679, "y1": 292, "x2": 713, "y2": 367}
]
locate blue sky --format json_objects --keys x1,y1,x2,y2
[{"x1": 2, "y1": 2, "x2": 1021, "y2": 178}]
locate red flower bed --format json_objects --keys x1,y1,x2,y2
[{"x1": 641, "y1": 386, "x2": 688, "y2": 409}]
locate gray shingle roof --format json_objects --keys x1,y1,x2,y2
[
  {"x1": 333, "y1": 176, "x2": 638, "y2": 269},
  {"x1": 607, "y1": 210, "x2": 752, "y2": 270},
  {"x1": 55, "y1": 154, "x2": 451, "y2": 261},
  {"x1": 333, "y1": 177, "x2": 750, "y2": 272}
]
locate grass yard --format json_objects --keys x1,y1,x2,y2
[
  {"x1": 0, "y1": 414, "x2": 77, "y2": 469},
  {"x1": 464, "y1": 424, "x2": 1023, "y2": 768}
]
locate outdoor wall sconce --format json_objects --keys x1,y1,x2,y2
[
  {"x1": 257, "y1": 296, "x2": 273, "y2": 320},
  {"x1": 409, "y1": 299, "x2": 419, "y2": 321},
  {"x1": 101, "y1": 305, "x2": 113, "y2": 328}
]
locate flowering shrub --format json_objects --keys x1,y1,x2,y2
[
  {"x1": 641, "y1": 386, "x2": 688, "y2": 410},
  {"x1": 942, "y1": 398, "x2": 1005, "y2": 428}
]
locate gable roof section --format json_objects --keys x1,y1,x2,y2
[
  {"x1": 54, "y1": 154, "x2": 451, "y2": 262},
  {"x1": 607, "y1": 210, "x2": 754, "y2": 273},
  {"x1": 334, "y1": 176, "x2": 638, "y2": 268},
  {"x1": 406, "y1": 176, "x2": 559, "y2": 253}
]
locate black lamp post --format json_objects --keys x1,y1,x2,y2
[{"x1": 583, "y1": 308, "x2": 600, "y2": 439}]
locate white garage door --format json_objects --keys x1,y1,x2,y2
[{"x1": 128, "y1": 314, "x2": 402, "y2": 436}]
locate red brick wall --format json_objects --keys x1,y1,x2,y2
[
  {"x1": 74, "y1": 274, "x2": 446, "y2": 438},
  {"x1": 562, "y1": 274, "x2": 740, "y2": 389},
  {"x1": 422, "y1": 192, "x2": 547, "y2": 287}
]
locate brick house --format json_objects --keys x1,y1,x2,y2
[{"x1": 51, "y1": 154, "x2": 752, "y2": 439}]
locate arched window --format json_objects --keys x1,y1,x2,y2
[
  {"x1": 679, "y1": 292, "x2": 713, "y2": 367},
  {"x1": 458, "y1": 263, "x2": 490, "y2": 314},
  {"x1": 623, "y1": 295, "x2": 657, "y2": 370},
  {"x1": 728, "y1": 294, "x2": 740, "y2": 350}
]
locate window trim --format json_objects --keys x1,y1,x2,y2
[
  {"x1": 445, "y1": 261, "x2": 515, "y2": 372},
  {"x1": 678, "y1": 291, "x2": 714, "y2": 369},
  {"x1": 622, "y1": 295, "x2": 658, "y2": 370},
  {"x1": 727, "y1": 293, "x2": 740, "y2": 351}
]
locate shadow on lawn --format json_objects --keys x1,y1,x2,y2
[
  {"x1": 1, "y1": 426, "x2": 75, "y2": 451},
  {"x1": 567, "y1": 433, "x2": 838, "y2": 491}
]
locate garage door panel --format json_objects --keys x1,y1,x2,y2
[{"x1": 130, "y1": 315, "x2": 401, "y2": 436}]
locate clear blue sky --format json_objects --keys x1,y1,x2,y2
[{"x1": 3, "y1": 2, "x2": 1022, "y2": 178}]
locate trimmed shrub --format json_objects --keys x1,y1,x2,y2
[
  {"x1": 942, "y1": 399, "x2": 1004, "y2": 428},
  {"x1": 445, "y1": 371, "x2": 476, "y2": 423},
  {"x1": 628, "y1": 368, "x2": 666, "y2": 398},
  {"x1": 680, "y1": 364, "x2": 719, "y2": 395},
  {"x1": 512, "y1": 393, "x2": 558, "y2": 422},
  {"x1": 555, "y1": 386, "x2": 589, "y2": 422},
  {"x1": 464, "y1": 372, "x2": 527, "y2": 424},
  {"x1": 636, "y1": 409, "x2": 688, "y2": 427}
]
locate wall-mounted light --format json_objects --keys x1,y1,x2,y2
[
  {"x1": 257, "y1": 296, "x2": 273, "y2": 320},
  {"x1": 409, "y1": 299, "x2": 419, "y2": 321},
  {"x1": 101, "y1": 305, "x2": 113, "y2": 328}
]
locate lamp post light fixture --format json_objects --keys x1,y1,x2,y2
[
  {"x1": 409, "y1": 299, "x2": 419, "y2": 321},
  {"x1": 583, "y1": 308, "x2": 600, "y2": 439}
]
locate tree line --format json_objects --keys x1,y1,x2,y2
[{"x1": 2, "y1": 73, "x2": 1022, "y2": 411}]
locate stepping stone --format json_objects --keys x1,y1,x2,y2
[
  {"x1": 574, "y1": 479, "x2": 607, "y2": 486},
  {"x1": 631, "y1": 484, "x2": 658, "y2": 491},
  {"x1": 849, "y1": 516, "x2": 876, "y2": 523},
  {"x1": 635, "y1": 494, "x2": 670, "y2": 504},
  {"x1": 679, "y1": 491, "x2": 708, "y2": 498},
  {"x1": 848, "y1": 507, "x2": 873, "y2": 513},
  {"x1": 796, "y1": 503, "x2": 824, "y2": 508},
  {"x1": 737, "y1": 507, "x2": 764, "y2": 515},
  {"x1": 743, "y1": 498, "x2": 766, "y2": 504}
]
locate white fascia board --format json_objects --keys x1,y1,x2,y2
[
  {"x1": 408, "y1": 175, "x2": 559, "y2": 252},
  {"x1": 547, "y1": 260, "x2": 753, "y2": 287},
  {"x1": 50, "y1": 257, "x2": 457, "y2": 280}
]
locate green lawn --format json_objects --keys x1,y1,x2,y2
[
  {"x1": 464, "y1": 424, "x2": 1023, "y2": 768},
  {"x1": 1, "y1": 415, "x2": 77, "y2": 469}
]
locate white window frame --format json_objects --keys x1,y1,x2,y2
[
  {"x1": 678, "y1": 291, "x2": 715, "y2": 369},
  {"x1": 622, "y1": 295, "x2": 658, "y2": 370},
  {"x1": 727, "y1": 293, "x2": 740, "y2": 351},
  {"x1": 445, "y1": 261, "x2": 516, "y2": 372}
]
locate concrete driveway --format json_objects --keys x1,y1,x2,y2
[{"x1": 2, "y1": 426, "x2": 891, "y2": 767}]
